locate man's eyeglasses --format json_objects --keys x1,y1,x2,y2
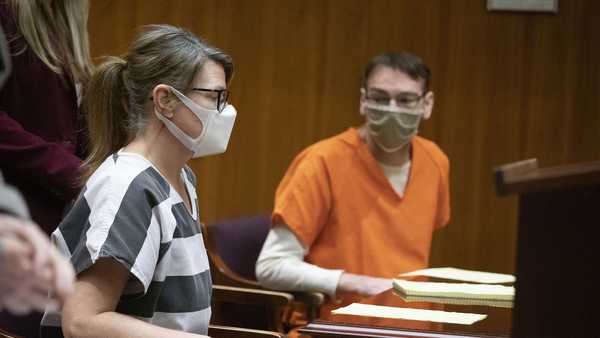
[
  {"x1": 191, "y1": 88, "x2": 230, "y2": 113},
  {"x1": 363, "y1": 88, "x2": 425, "y2": 109}
]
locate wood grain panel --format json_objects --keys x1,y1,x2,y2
[{"x1": 88, "y1": 0, "x2": 600, "y2": 276}]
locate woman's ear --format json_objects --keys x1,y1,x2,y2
[{"x1": 152, "y1": 84, "x2": 175, "y2": 118}]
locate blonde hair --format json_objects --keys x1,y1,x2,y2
[
  {"x1": 82, "y1": 24, "x2": 234, "y2": 181},
  {"x1": 9, "y1": 0, "x2": 93, "y2": 83}
]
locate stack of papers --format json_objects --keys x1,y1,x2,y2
[
  {"x1": 393, "y1": 279, "x2": 515, "y2": 307},
  {"x1": 395, "y1": 293, "x2": 513, "y2": 308},
  {"x1": 332, "y1": 303, "x2": 488, "y2": 325},
  {"x1": 399, "y1": 267, "x2": 515, "y2": 284}
]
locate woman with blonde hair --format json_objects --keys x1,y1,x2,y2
[
  {"x1": 40, "y1": 24, "x2": 236, "y2": 338},
  {"x1": 0, "y1": 0, "x2": 93, "y2": 336}
]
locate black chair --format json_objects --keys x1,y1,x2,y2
[
  {"x1": 208, "y1": 215, "x2": 271, "y2": 282},
  {"x1": 203, "y1": 216, "x2": 324, "y2": 333}
]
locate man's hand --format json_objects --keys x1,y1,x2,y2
[
  {"x1": 336, "y1": 272, "x2": 392, "y2": 297},
  {"x1": 0, "y1": 215, "x2": 75, "y2": 314}
]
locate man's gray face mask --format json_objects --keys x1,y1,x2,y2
[{"x1": 361, "y1": 102, "x2": 423, "y2": 152}]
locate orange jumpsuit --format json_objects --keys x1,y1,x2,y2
[{"x1": 273, "y1": 128, "x2": 450, "y2": 316}]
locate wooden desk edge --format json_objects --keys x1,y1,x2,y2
[
  {"x1": 495, "y1": 160, "x2": 600, "y2": 196},
  {"x1": 299, "y1": 321, "x2": 509, "y2": 338}
]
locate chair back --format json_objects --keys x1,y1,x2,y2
[
  {"x1": 203, "y1": 215, "x2": 325, "y2": 333},
  {"x1": 204, "y1": 215, "x2": 271, "y2": 282}
]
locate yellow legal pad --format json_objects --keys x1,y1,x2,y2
[
  {"x1": 331, "y1": 303, "x2": 487, "y2": 325},
  {"x1": 399, "y1": 267, "x2": 515, "y2": 284},
  {"x1": 393, "y1": 279, "x2": 515, "y2": 302}
]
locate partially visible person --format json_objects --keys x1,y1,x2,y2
[
  {"x1": 0, "y1": 171, "x2": 75, "y2": 318},
  {"x1": 40, "y1": 24, "x2": 236, "y2": 338},
  {"x1": 0, "y1": 215, "x2": 75, "y2": 317},
  {"x1": 0, "y1": 0, "x2": 93, "y2": 235},
  {"x1": 256, "y1": 52, "x2": 450, "y2": 321},
  {"x1": 0, "y1": 1, "x2": 91, "y2": 335}
]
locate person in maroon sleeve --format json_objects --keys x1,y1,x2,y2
[
  {"x1": 0, "y1": 0, "x2": 93, "y2": 235},
  {"x1": 0, "y1": 1, "x2": 93, "y2": 337}
]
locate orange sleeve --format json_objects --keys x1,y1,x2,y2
[
  {"x1": 435, "y1": 154, "x2": 450, "y2": 229},
  {"x1": 272, "y1": 148, "x2": 332, "y2": 248}
]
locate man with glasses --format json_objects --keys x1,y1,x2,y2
[{"x1": 256, "y1": 52, "x2": 450, "y2": 319}]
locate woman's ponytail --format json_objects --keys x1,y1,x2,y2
[{"x1": 81, "y1": 56, "x2": 129, "y2": 181}]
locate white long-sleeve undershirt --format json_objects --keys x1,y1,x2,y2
[{"x1": 255, "y1": 226, "x2": 343, "y2": 297}]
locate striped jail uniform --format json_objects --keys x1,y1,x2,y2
[{"x1": 41, "y1": 151, "x2": 211, "y2": 336}]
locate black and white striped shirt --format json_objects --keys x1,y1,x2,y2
[{"x1": 41, "y1": 151, "x2": 211, "y2": 335}]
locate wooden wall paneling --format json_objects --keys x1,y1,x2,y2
[
  {"x1": 87, "y1": 0, "x2": 600, "y2": 277},
  {"x1": 475, "y1": 15, "x2": 524, "y2": 274},
  {"x1": 193, "y1": 0, "x2": 281, "y2": 222},
  {"x1": 565, "y1": 0, "x2": 600, "y2": 164},
  {"x1": 522, "y1": 8, "x2": 570, "y2": 166},
  {"x1": 89, "y1": 0, "x2": 137, "y2": 56},
  {"x1": 427, "y1": 0, "x2": 493, "y2": 270},
  {"x1": 318, "y1": 0, "x2": 369, "y2": 138}
]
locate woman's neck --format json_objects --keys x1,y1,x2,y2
[{"x1": 123, "y1": 121, "x2": 191, "y2": 185}]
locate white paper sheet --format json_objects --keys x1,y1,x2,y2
[
  {"x1": 331, "y1": 303, "x2": 487, "y2": 325},
  {"x1": 399, "y1": 267, "x2": 515, "y2": 284}
]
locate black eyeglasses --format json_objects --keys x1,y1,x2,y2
[
  {"x1": 363, "y1": 88, "x2": 425, "y2": 109},
  {"x1": 191, "y1": 88, "x2": 230, "y2": 112},
  {"x1": 149, "y1": 87, "x2": 230, "y2": 112}
]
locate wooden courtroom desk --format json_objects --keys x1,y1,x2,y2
[
  {"x1": 299, "y1": 287, "x2": 512, "y2": 338},
  {"x1": 495, "y1": 159, "x2": 600, "y2": 338},
  {"x1": 301, "y1": 159, "x2": 600, "y2": 338}
]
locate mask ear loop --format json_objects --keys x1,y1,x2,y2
[{"x1": 169, "y1": 86, "x2": 211, "y2": 142}]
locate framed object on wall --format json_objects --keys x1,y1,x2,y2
[{"x1": 487, "y1": 0, "x2": 558, "y2": 13}]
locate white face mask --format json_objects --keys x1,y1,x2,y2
[
  {"x1": 155, "y1": 87, "x2": 236, "y2": 158},
  {"x1": 361, "y1": 102, "x2": 422, "y2": 153}
]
